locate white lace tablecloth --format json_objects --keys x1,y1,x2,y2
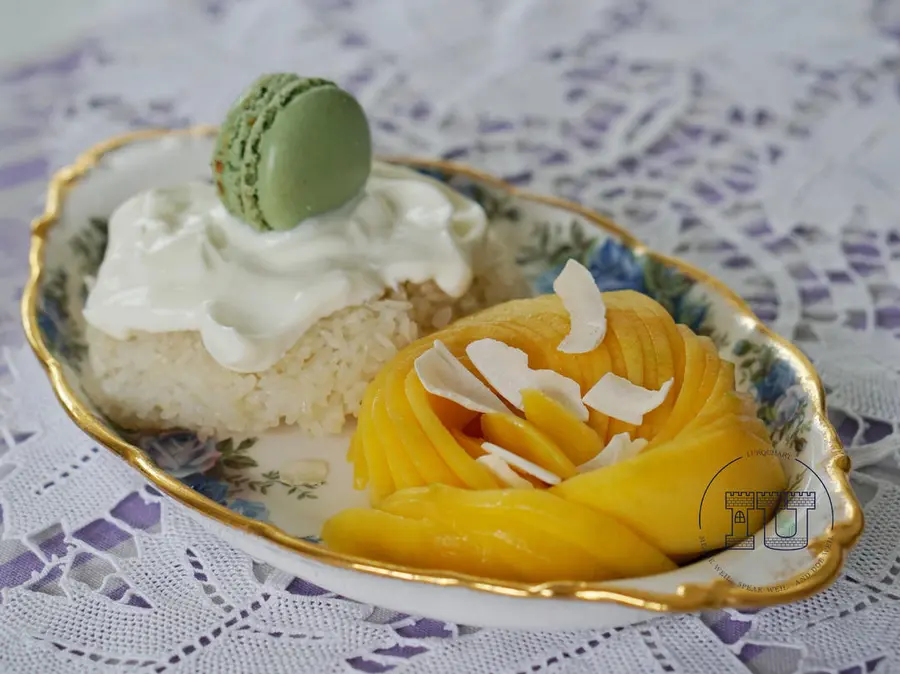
[{"x1": 2, "y1": 1, "x2": 900, "y2": 672}]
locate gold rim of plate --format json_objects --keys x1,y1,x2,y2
[{"x1": 21, "y1": 126, "x2": 864, "y2": 612}]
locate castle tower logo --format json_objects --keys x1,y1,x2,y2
[
  {"x1": 698, "y1": 451, "x2": 834, "y2": 589},
  {"x1": 724, "y1": 489, "x2": 817, "y2": 551}
]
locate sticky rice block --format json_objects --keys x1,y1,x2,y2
[{"x1": 83, "y1": 235, "x2": 525, "y2": 438}]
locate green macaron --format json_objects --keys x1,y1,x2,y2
[{"x1": 212, "y1": 73, "x2": 372, "y2": 231}]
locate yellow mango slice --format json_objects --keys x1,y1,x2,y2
[
  {"x1": 693, "y1": 335, "x2": 725, "y2": 408},
  {"x1": 532, "y1": 303, "x2": 614, "y2": 440},
  {"x1": 373, "y1": 391, "x2": 425, "y2": 491},
  {"x1": 521, "y1": 388, "x2": 602, "y2": 466},
  {"x1": 323, "y1": 508, "x2": 439, "y2": 560},
  {"x1": 384, "y1": 486, "x2": 676, "y2": 579},
  {"x1": 359, "y1": 388, "x2": 394, "y2": 502},
  {"x1": 401, "y1": 372, "x2": 468, "y2": 486},
  {"x1": 404, "y1": 371, "x2": 497, "y2": 490},
  {"x1": 530, "y1": 311, "x2": 618, "y2": 446},
  {"x1": 451, "y1": 294, "x2": 566, "y2": 328},
  {"x1": 426, "y1": 391, "x2": 480, "y2": 429},
  {"x1": 648, "y1": 327, "x2": 718, "y2": 447},
  {"x1": 512, "y1": 316, "x2": 584, "y2": 385},
  {"x1": 449, "y1": 428, "x2": 487, "y2": 459},
  {"x1": 502, "y1": 320, "x2": 567, "y2": 374},
  {"x1": 630, "y1": 308, "x2": 659, "y2": 389},
  {"x1": 381, "y1": 489, "x2": 606, "y2": 581},
  {"x1": 607, "y1": 293, "x2": 680, "y2": 438},
  {"x1": 614, "y1": 311, "x2": 660, "y2": 439},
  {"x1": 607, "y1": 305, "x2": 645, "y2": 386},
  {"x1": 629, "y1": 294, "x2": 685, "y2": 398},
  {"x1": 383, "y1": 359, "x2": 448, "y2": 483},
  {"x1": 351, "y1": 339, "x2": 431, "y2": 495},
  {"x1": 440, "y1": 318, "x2": 546, "y2": 360},
  {"x1": 481, "y1": 412, "x2": 578, "y2": 480},
  {"x1": 600, "y1": 307, "x2": 646, "y2": 440},
  {"x1": 696, "y1": 359, "x2": 736, "y2": 418},
  {"x1": 322, "y1": 508, "x2": 525, "y2": 580},
  {"x1": 575, "y1": 340, "x2": 614, "y2": 441},
  {"x1": 346, "y1": 427, "x2": 359, "y2": 462},
  {"x1": 679, "y1": 391, "x2": 754, "y2": 438},
  {"x1": 596, "y1": 318, "x2": 629, "y2": 439},
  {"x1": 632, "y1": 311, "x2": 677, "y2": 433},
  {"x1": 373, "y1": 336, "x2": 481, "y2": 492},
  {"x1": 667, "y1": 359, "x2": 742, "y2": 444},
  {"x1": 552, "y1": 420, "x2": 786, "y2": 560},
  {"x1": 348, "y1": 430, "x2": 368, "y2": 490}
]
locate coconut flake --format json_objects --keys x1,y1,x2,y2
[
  {"x1": 577, "y1": 433, "x2": 648, "y2": 473},
  {"x1": 476, "y1": 454, "x2": 535, "y2": 489},
  {"x1": 553, "y1": 259, "x2": 607, "y2": 353},
  {"x1": 481, "y1": 441, "x2": 562, "y2": 485},
  {"x1": 583, "y1": 374, "x2": 674, "y2": 425},
  {"x1": 466, "y1": 338, "x2": 588, "y2": 421},
  {"x1": 280, "y1": 459, "x2": 330, "y2": 485},
  {"x1": 414, "y1": 340, "x2": 511, "y2": 415}
]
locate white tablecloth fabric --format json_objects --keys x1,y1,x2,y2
[{"x1": 2, "y1": 1, "x2": 900, "y2": 672}]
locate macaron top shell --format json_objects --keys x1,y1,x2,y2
[
  {"x1": 255, "y1": 86, "x2": 372, "y2": 231},
  {"x1": 212, "y1": 73, "x2": 372, "y2": 232}
]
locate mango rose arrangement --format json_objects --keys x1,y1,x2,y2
[{"x1": 323, "y1": 260, "x2": 788, "y2": 583}]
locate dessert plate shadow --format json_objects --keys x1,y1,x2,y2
[{"x1": 22, "y1": 127, "x2": 862, "y2": 630}]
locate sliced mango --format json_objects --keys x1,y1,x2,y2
[
  {"x1": 521, "y1": 388, "x2": 603, "y2": 466},
  {"x1": 404, "y1": 371, "x2": 497, "y2": 490},
  {"x1": 426, "y1": 390, "x2": 480, "y2": 429},
  {"x1": 552, "y1": 421, "x2": 785, "y2": 560},
  {"x1": 647, "y1": 327, "x2": 717, "y2": 447},
  {"x1": 359, "y1": 388, "x2": 394, "y2": 502},
  {"x1": 402, "y1": 372, "x2": 468, "y2": 486},
  {"x1": 381, "y1": 488, "x2": 606, "y2": 581},
  {"x1": 373, "y1": 391, "x2": 424, "y2": 491},
  {"x1": 322, "y1": 508, "x2": 525, "y2": 580},
  {"x1": 348, "y1": 429, "x2": 368, "y2": 490},
  {"x1": 629, "y1": 294, "x2": 685, "y2": 400},
  {"x1": 338, "y1": 277, "x2": 787, "y2": 586},
  {"x1": 620, "y1": 308, "x2": 661, "y2": 439},
  {"x1": 603, "y1": 308, "x2": 644, "y2": 440},
  {"x1": 378, "y1": 485, "x2": 676, "y2": 581},
  {"x1": 481, "y1": 412, "x2": 577, "y2": 480}
]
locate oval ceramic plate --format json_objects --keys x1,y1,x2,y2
[{"x1": 22, "y1": 128, "x2": 862, "y2": 630}]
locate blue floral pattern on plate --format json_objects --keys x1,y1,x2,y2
[
  {"x1": 138, "y1": 433, "x2": 271, "y2": 520},
  {"x1": 137, "y1": 430, "x2": 221, "y2": 478},
  {"x1": 535, "y1": 239, "x2": 710, "y2": 335}
]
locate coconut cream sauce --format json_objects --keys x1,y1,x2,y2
[{"x1": 83, "y1": 162, "x2": 487, "y2": 372}]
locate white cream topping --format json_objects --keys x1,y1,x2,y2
[{"x1": 83, "y1": 162, "x2": 487, "y2": 373}]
